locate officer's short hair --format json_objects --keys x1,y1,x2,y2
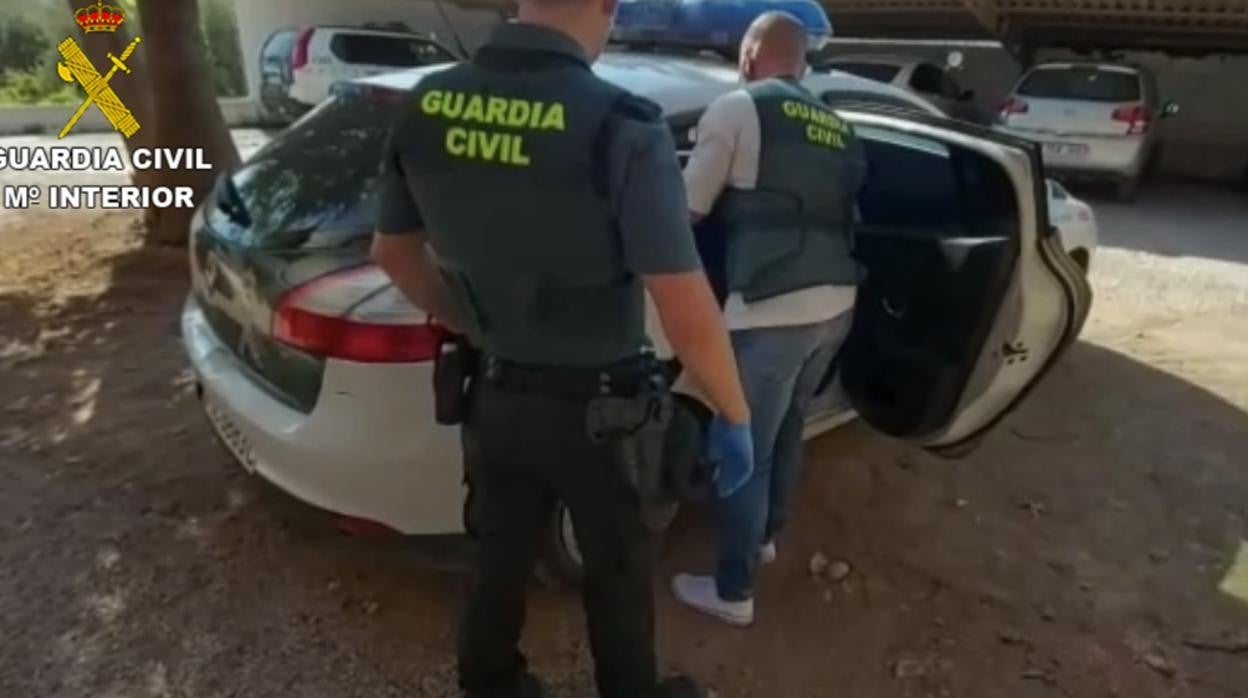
[{"x1": 743, "y1": 11, "x2": 808, "y2": 60}]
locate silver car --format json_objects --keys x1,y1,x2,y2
[
  {"x1": 820, "y1": 54, "x2": 979, "y2": 123},
  {"x1": 995, "y1": 61, "x2": 1179, "y2": 201}
]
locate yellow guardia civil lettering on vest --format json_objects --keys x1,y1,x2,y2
[
  {"x1": 781, "y1": 99, "x2": 850, "y2": 150},
  {"x1": 421, "y1": 90, "x2": 567, "y2": 166}
]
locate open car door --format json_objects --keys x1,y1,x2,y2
[{"x1": 829, "y1": 108, "x2": 1093, "y2": 454}]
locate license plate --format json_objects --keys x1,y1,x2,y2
[
  {"x1": 202, "y1": 395, "x2": 258, "y2": 473},
  {"x1": 1043, "y1": 141, "x2": 1089, "y2": 158}
]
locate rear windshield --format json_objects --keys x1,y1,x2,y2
[
  {"x1": 1017, "y1": 67, "x2": 1141, "y2": 102},
  {"x1": 330, "y1": 34, "x2": 455, "y2": 68},
  {"x1": 829, "y1": 62, "x2": 902, "y2": 84},
  {"x1": 262, "y1": 30, "x2": 296, "y2": 62},
  {"x1": 227, "y1": 93, "x2": 397, "y2": 248}
]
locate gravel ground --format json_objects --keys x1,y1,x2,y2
[{"x1": 1, "y1": 182, "x2": 1247, "y2": 697}]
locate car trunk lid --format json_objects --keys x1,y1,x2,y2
[{"x1": 188, "y1": 84, "x2": 422, "y2": 412}]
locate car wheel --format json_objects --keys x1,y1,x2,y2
[
  {"x1": 543, "y1": 501, "x2": 584, "y2": 588},
  {"x1": 1115, "y1": 177, "x2": 1139, "y2": 202}
]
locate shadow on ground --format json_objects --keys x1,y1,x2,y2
[{"x1": 1, "y1": 214, "x2": 1246, "y2": 697}]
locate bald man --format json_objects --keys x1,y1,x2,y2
[{"x1": 673, "y1": 11, "x2": 868, "y2": 626}]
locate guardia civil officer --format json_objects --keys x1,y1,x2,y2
[
  {"x1": 370, "y1": 0, "x2": 757, "y2": 694},
  {"x1": 671, "y1": 12, "x2": 868, "y2": 626}
]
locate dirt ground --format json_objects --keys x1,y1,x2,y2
[{"x1": 2, "y1": 184, "x2": 1248, "y2": 698}]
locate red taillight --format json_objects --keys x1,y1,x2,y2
[
  {"x1": 272, "y1": 266, "x2": 445, "y2": 363},
  {"x1": 1112, "y1": 104, "x2": 1149, "y2": 134},
  {"x1": 360, "y1": 85, "x2": 406, "y2": 105},
  {"x1": 291, "y1": 27, "x2": 315, "y2": 70},
  {"x1": 1001, "y1": 97, "x2": 1029, "y2": 116}
]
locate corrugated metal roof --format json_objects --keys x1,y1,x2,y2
[
  {"x1": 449, "y1": 0, "x2": 1248, "y2": 52},
  {"x1": 823, "y1": 0, "x2": 1248, "y2": 51}
]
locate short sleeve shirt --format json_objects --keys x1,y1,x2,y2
[{"x1": 373, "y1": 22, "x2": 701, "y2": 278}]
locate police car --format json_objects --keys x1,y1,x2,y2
[{"x1": 182, "y1": 1, "x2": 1094, "y2": 580}]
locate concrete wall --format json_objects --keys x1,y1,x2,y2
[{"x1": 824, "y1": 39, "x2": 1248, "y2": 182}]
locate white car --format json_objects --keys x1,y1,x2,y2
[
  {"x1": 260, "y1": 26, "x2": 458, "y2": 120},
  {"x1": 818, "y1": 54, "x2": 979, "y2": 123},
  {"x1": 182, "y1": 49, "x2": 1093, "y2": 580},
  {"x1": 1047, "y1": 179, "x2": 1098, "y2": 271},
  {"x1": 994, "y1": 61, "x2": 1179, "y2": 201}
]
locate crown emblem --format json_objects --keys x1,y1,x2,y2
[{"x1": 75, "y1": 1, "x2": 126, "y2": 34}]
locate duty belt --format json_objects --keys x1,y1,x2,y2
[{"x1": 482, "y1": 354, "x2": 664, "y2": 400}]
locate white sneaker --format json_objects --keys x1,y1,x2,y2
[
  {"x1": 671, "y1": 574, "x2": 754, "y2": 627},
  {"x1": 759, "y1": 540, "x2": 777, "y2": 565}
]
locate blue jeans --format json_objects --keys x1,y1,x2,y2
[{"x1": 715, "y1": 312, "x2": 852, "y2": 601}]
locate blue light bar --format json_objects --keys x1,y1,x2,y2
[{"x1": 612, "y1": 0, "x2": 833, "y2": 53}]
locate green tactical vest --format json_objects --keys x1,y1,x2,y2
[
  {"x1": 709, "y1": 77, "x2": 866, "y2": 303},
  {"x1": 393, "y1": 56, "x2": 648, "y2": 367}
]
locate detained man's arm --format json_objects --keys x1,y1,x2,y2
[
  {"x1": 683, "y1": 95, "x2": 740, "y2": 224},
  {"x1": 370, "y1": 233, "x2": 463, "y2": 334},
  {"x1": 609, "y1": 98, "x2": 748, "y2": 425},
  {"x1": 371, "y1": 137, "x2": 463, "y2": 333},
  {"x1": 644, "y1": 273, "x2": 748, "y2": 424}
]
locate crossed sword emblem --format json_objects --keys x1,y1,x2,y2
[{"x1": 56, "y1": 35, "x2": 143, "y2": 139}]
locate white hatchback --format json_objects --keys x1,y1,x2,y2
[
  {"x1": 183, "y1": 50, "x2": 1094, "y2": 581},
  {"x1": 995, "y1": 61, "x2": 1179, "y2": 201}
]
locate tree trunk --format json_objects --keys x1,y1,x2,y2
[
  {"x1": 65, "y1": 0, "x2": 154, "y2": 184},
  {"x1": 137, "y1": 0, "x2": 240, "y2": 246}
]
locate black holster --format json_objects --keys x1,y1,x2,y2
[
  {"x1": 433, "y1": 333, "x2": 479, "y2": 426},
  {"x1": 585, "y1": 390, "x2": 679, "y2": 531}
]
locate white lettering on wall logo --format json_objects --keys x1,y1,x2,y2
[{"x1": 0, "y1": 145, "x2": 213, "y2": 212}]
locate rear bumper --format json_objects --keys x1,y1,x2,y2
[
  {"x1": 288, "y1": 71, "x2": 329, "y2": 108},
  {"x1": 996, "y1": 127, "x2": 1149, "y2": 179},
  {"x1": 181, "y1": 296, "x2": 466, "y2": 535}
]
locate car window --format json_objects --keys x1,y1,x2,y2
[
  {"x1": 1048, "y1": 180, "x2": 1069, "y2": 200},
  {"x1": 262, "y1": 30, "x2": 297, "y2": 65},
  {"x1": 226, "y1": 93, "x2": 397, "y2": 248},
  {"x1": 1017, "y1": 66, "x2": 1142, "y2": 102},
  {"x1": 827, "y1": 62, "x2": 902, "y2": 84},
  {"x1": 329, "y1": 33, "x2": 455, "y2": 68},
  {"x1": 855, "y1": 124, "x2": 1018, "y2": 235},
  {"x1": 940, "y1": 71, "x2": 963, "y2": 99},
  {"x1": 908, "y1": 64, "x2": 945, "y2": 95}
]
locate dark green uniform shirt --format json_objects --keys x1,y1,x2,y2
[{"x1": 375, "y1": 23, "x2": 701, "y2": 278}]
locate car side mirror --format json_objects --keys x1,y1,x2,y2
[{"x1": 1163, "y1": 101, "x2": 1180, "y2": 118}]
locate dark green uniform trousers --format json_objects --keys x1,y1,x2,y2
[{"x1": 458, "y1": 376, "x2": 658, "y2": 698}]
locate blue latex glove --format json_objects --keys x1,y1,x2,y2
[{"x1": 707, "y1": 415, "x2": 755, "y2": 498}]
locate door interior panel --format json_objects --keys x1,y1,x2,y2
[{"x1": 838, "y1": 126, "x2": 1022, "y2": 438}]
